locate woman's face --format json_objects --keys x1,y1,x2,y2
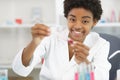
[{"x1": 67, "y1": 8, "x2": 97, "y2": 42}]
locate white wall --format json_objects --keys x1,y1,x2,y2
[
  {"x1": 0, "y1": 28, "x2": 31, "y2": 64},
  {"x1": 101, "y1": 0, "x2": 120, "y2": 22},
  {"x1": 0, "y1": 0, "x2": 56, "y2": 64},
  {"x1": 0, "y1": 0, "x2": 56, "y2": 25},
  {"x1": 0, "y1": 0, "x2": 120, "y2": 25}
]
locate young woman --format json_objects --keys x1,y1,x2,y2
[{"x1": 12, "y1": 0, "x2": 111, "y2": 80}]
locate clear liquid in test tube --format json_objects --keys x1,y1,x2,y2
[
  {"x1": 49, "y1": 25, "x2": 68, "y2": 41},
  {"x1": 49, "y1": 25, "x2": 64, "y2": 34}
]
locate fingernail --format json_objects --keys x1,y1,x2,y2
[
  {"x1": 71, "y1": 44, "x2": 74, "y2": 47},
  {"x1": 73, "y1": 41, "x2": 77, "y2": 44},
  {"x1": 47, "y1": 32, "x2": 51, "y2": 36},
  {"x1": 47, "y1": 28, "x2": 51, "y2": 32}
]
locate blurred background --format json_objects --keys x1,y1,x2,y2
[{"x1": 0, "y1": 0, "x2": 120, "y2": 80}]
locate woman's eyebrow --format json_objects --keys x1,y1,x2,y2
[
  {"x1": 68, "y1": 14, "x2": 92, "y2": 20},
  {"x1": 82, "y1": 16, "x2": 91, "y2": 19},
  {"x1": 68, "y1": 14, "x2": 76, "y2": 17}
]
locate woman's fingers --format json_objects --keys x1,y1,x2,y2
[
  {"x1": 31, "y1": 29, "x2": 50, "y2": 36},
  {"x1": 31, "y1": 24, "x2": 51, "y2": 37},
  {"x1": 31, "y1": 24, "x2": 51, "y2": 45},
  {"x1": 33, "y1": 24, "x2": 50, "y2": 32},
  {"x1": 72, "y1": 41, "x2": 90, "y2": 63},
  {"x1": 75, "y1": 42, "x2": 90, "y2": 50},
  {"x1": 75, "y1": 52, "x2": 90, "y2": 64}
]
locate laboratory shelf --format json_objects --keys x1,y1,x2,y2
[
  {"x1": 95, "y1": 22, "x2": 120, "y2": 27},
  {"x1": 0, "y1": 64, "x2": 41, "y2": 69},
  {"x1": 0, "y1": 23, "x2": 120, "y2": 28},
  {"x1": 0, "y1": 24, "x2": 33, "y2": 28}
]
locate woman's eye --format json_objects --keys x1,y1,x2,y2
[
  {"x1": 69, "y1": 18, "x2": 76, "y2": 22},
  {"x1": 82, "y1": 20, "x2": 89, "y2": 24}
]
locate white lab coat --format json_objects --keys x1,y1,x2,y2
[{"x1": 12, "y1": 27, "x2": 111, "y2": 80}]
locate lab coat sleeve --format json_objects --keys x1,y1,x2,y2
[
  {"x1": 12, "y1": 37, "x2": 49, "y2": 77},
  {"x1": 12, "y1": 48, "x2": 34, "y2": 77},
  {"x1": 94, "y1": 41, "x2": 111, "y2": 80}
]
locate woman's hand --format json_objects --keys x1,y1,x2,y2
[
  {"x1": 31, "y1": 24, "x2": 51, "y2": 46},
  {"x1": 72, "y1": 41, "x2": 90, "y2": 64}
]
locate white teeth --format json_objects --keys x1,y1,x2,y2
[
  {"x1": 71, "y1": 30, "x2": 82, "y2": 37},
  {"x1": 74, "y1": 31, "x2": 81, "y2": 34},
  {"x1": 75, "y1": 31, "x2": 81, "y2": 33}
]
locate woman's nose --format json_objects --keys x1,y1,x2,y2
[{"x1": 74, "y1": 21, "x2": 82, "y2": 29}]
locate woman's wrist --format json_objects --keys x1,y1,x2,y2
[{"x1": 32, "y1": 38, "x2": 42, "y2": 47}]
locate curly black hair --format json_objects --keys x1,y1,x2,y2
[{"x1": 64, "y1": 0, "x2": 103, "y2": 21}]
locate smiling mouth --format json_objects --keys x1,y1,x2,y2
[{"x1": 71, "y1": 30, "x2": 84, "y2": 37}]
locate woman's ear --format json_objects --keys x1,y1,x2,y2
[{"x1": 93, "y1": 19, "x2": 98, "y2": 27}]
